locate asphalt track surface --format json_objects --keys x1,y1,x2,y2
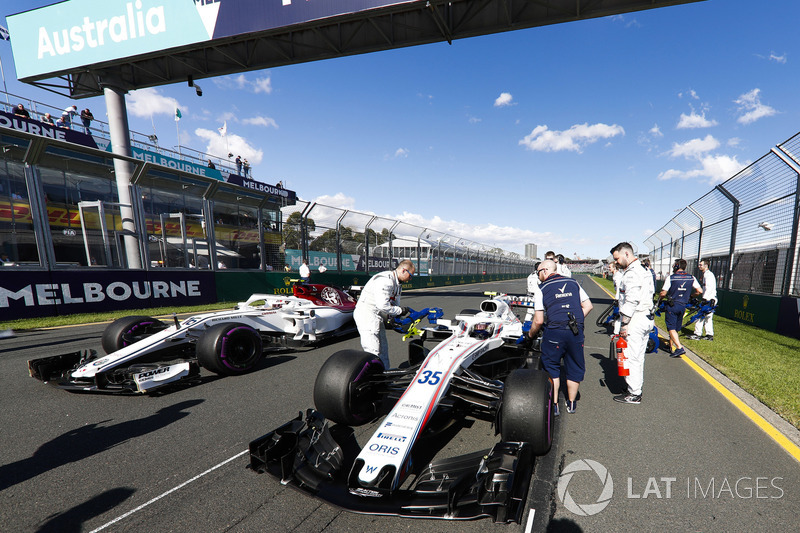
[{"x1": 1, "y1": 276, "x2": 799, "y2": 532}]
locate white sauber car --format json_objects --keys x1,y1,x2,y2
[
  {"x1": 248, "y1": 292, "x2": 553, "y2": 523},
  {"x1": 27, "y1": 282, "x2": 358, "y2": 394}
]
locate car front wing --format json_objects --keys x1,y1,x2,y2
[{"x1": 248, "y1": 409, "x2": 533, "y2": 523}]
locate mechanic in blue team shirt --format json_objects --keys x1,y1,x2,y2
[
  {"x1": 611, "y1": 242, "x2": 655, "y2": 405},
  {"x1": 659, "y1": 258, "x2": 702, "y2": 358},
  {"x1": 354, "y1": 260, "x2": 414, "y2": 369},
  {"x1": 526, "y1": 259, "x2": 593, "y2": 415}
]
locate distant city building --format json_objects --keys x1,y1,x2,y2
[{"x1": 525, "y1": 243, "x2": 538, "y2": 260}]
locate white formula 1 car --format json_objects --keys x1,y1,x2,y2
[
  {"x1": 28, "y1": 283, "x2": 358, "y2": 394},
  {"x1": 249, "y1": 293, "x2": 553, "y2": 523}
]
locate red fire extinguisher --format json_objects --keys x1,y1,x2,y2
[{"x1": 616, "y1": 335, "x2": 630, "y2": 377}]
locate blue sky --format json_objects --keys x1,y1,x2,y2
[{"x1": 2, "y1": 0, "x2": 799, "y2": 260}]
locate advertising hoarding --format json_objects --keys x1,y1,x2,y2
[{"x1": 8, "y1": 0, "x2": 417, "y2": 80}]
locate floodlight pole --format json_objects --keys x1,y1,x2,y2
[{"x1": 104, "y1": 85, "x2": 142, "y2": 269}]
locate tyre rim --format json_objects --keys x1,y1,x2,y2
[{"x1": 220, "y1": 328, "x2": 260, "y2": 370}]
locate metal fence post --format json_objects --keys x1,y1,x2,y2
[
  {"x1": 715, "y1": 184, "x2": 739, "y2": 290},
  {"x1": 771, "y1": 146, "x2": 800, "y2": 295}
]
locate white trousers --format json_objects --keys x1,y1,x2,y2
[
  {"x1": 354, "y1": 306, "x2": 390, "y2": 369},
  {"x1": 693, "y1": 312, "x2": 714, "y2": 336},
  {"x1": 624, "y1": 313, "x2": 653, "y2": 396}
]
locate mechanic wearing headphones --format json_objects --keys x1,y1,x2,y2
[
  {"x1": 659, "y1": 258, "x2": 702, "y2": 357},
  {"x1": 610, "y1": 242, "x2": 654, "y2": 404},
  {"x1": 688, "y1": 259, "x2": 717, "y2": 341},
  {"x1": 544, "y1": 250, "x2": 572, "y2": 278},
  {"x1": 527, "y1": 259, "x2": 593, "y2": 415},
  {"x1": 353, "y1": 260, "x2": 414, "y2": 369}
]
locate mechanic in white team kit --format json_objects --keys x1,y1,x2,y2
[
  {"x1": 689, "y1": 258, "x2": 717, "y2": 341},
  {"x1": 610, "y1": 242, "x2": 654, "y2": 405},
  {"x1": 354, "y1": 259, "x2": 415, "y2": 369}
]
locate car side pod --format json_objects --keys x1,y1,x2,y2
[{"x1": 248, "y1": 409, "x2": 534, "y2": 523}]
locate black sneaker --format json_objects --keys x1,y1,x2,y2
[
  {"x1": 670, "y1": 347, "x2": 685, "y2": 358},
  {"x1": 613, "y1": 393, "x2": 642, "y2": 404},
  {"x1": 703, "y1": 335, "x2": 713, "y2": 341},
  {"x1": 553, "y1": 403, "x2": 560, "y2": 417},
  {"x1": 566, "y1": 400, "x2": 577, "y2": 414}
]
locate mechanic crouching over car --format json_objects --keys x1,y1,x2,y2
[
  {"x1": 526, "y1": 259, "x2": 593, "y2": 415},
  {"x1": 353, "y1": 259, "x2": 415, "y2": 369}
]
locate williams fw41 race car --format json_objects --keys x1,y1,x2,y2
[
  {"x1": 248, "y1": 293, "x2": 554, "y2": 523},
  {"x1": 27, "y1": 282, "x2": 358, "y2": 394}
]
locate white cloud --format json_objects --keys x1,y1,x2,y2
[
  {"x1": 394, "y1": 148, "x2": 409, "y2": 158},
  {"x1": 735, "y1": 88, "x2": 777, "y2": 124},
  {"x1": 667, "y1": 135, "x2": 720, "y2": 158},
  {"x1": 242, "y1": 116, "x2": 279, "y2": 128},
  {"x1": 677, "y1": 110, "x2": 718, "y2": 129},
  {"x1": 195, "y1": 128, "x2": 263, "y2": 165},
  {"x1": 519, "y1": 123, "x2": 625, "y2": 152},
  {"x1": 494, "y1": 92, "x2": 514, "y2": 107},
  {"x1": 468, "y1": 116, "x2": 481, "y2": 124},
  {"x1": 679, "y1": 89, "x2": 700, "y2": 100},
  {"x1": 658, "y1": 154, "x2": 747, "y2": 184},
  {"x1": 213, "y1": 73, "x2": 273, "y2": 94},
  {"x1": 769, "y1": 52, "x2": 787, "y2": 64},
  {"x1": 126, "y1": 88, "x2": 182, "y2": 118},
  {"x1": 649, "y1": 124, "x2": 663, "y2": 137}
]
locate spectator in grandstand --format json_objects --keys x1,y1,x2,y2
[
  {"x1": 80, "y1": 108, "x2": 94, "y2": 134},
  {"x1": 299, "y1": 259, "x2": 311, "y2": 282},
  {"x1": 353, "y1": 260, "x2": 414, "y2": 369},
  {"x1": 610, "y1": 242, "x2": 654, "y2": 405},
  {"x1": 55, "y1": 115, "x2": 68, "y2": 128},
  {"x1": 207, "y1": 159, "x2": 216, "y2": 169},
  {"x1": 688, "y1": 259, "x2": 717, "y2": 341},
  {"x1": 63, "y1": 105, "x2": 78, "y2": 129},
  {"x1": 527, "y1": 259, "x2": 593, "y2": 415},
  {"x1": 235, "y1": 155, "x2": 242, "y2": 174},
  {"x1": 243, "y1": 159, "x2": 250, "y2": 177},
  {"x1": 41, "y1": 113, "x2": 55, "y2": 125},
  {"x1": 659, "y1": 258, "x2": 702, "y2": 358},
  {"x1": 318, "y1": 264, "x2": 328, "y2": 274},
  {"x1": 1, "y1": 252, "x2": 15, "y2": 266},
  {"x1": 14, "y1": 103, "x2": 30, "y2": 118}
]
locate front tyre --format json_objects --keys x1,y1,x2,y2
[
  {"x1": 196, "y1": 322, "x2": 263, "y2": 376},
  {"x1": 101, "y1": 316, "x2": 165, "y2": 354},
  {"x1": 500, "y1": 369, "x2": 553, "y2": 455},
  {"x1": 314, "y1": 350, "x2": 384, "y2": 426}
]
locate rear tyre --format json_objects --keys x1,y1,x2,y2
[
  {"x1": 500, "y1": 369, "x2": 553, "y2": 455},
  {"x1": 101, "y1": 316, "x2": 165, "y2": 354},
  {"x1": 314, "y1": 350, "x2": 384, "y2": 426},
  {"x1": 196, "y1": 322, "x2": 263, "y2": 376}
]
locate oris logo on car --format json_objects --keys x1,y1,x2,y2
[
  {"x1": 134, "y1": 367, "x2": 169, "y2": 382},
  {"x1": 368, "y1": 444, "x2": 400, "y2": 455}
]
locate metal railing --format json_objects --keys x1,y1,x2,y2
[
  {"x1": 282, "y1": 200, "x2": 534, "y2": 275},
  {"x1": 646, "y1": 130, "x2": 800, "y2": 297}
]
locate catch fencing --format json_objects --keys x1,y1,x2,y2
[
  {"x1": 284, "y1": 200, "x2": 533, "y2": 276},
  {"x1": 646, "y1": 130, "x2": 800, "y2": 297}
]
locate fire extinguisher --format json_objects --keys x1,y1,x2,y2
[{"x1": 615, "y1": 335, "x2": 630, "y2": 377}]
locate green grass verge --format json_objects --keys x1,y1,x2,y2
[
  {"x1": 589, "y1": 274, "x2": 800, "y2": 429},
  {"x1": 0, "y1": 301, "x2": 237, "y2": 330}
]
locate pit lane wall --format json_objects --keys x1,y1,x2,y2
[{"x1": 0, "y1": 270, "x2": 519, "y2": 321}]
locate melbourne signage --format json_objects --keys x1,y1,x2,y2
[
  {"x1": 94, "y1": 140, "x2": 222, "y2": 180},
  {"x1": 226, "y1": 174, "x2": 295, "y2": 203},
  {"x1": 0, "y1": 270, "x2": 215, "y2": 320},
  {"x1": 356, "y1": 255, "x2": 398, "y2": 272},
  {"x1": 9, "y1": 0, "x2": 416, "y2": 81},
  {"x1": 0, "y1": 110, "x2": 98, "y2": 149}
]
